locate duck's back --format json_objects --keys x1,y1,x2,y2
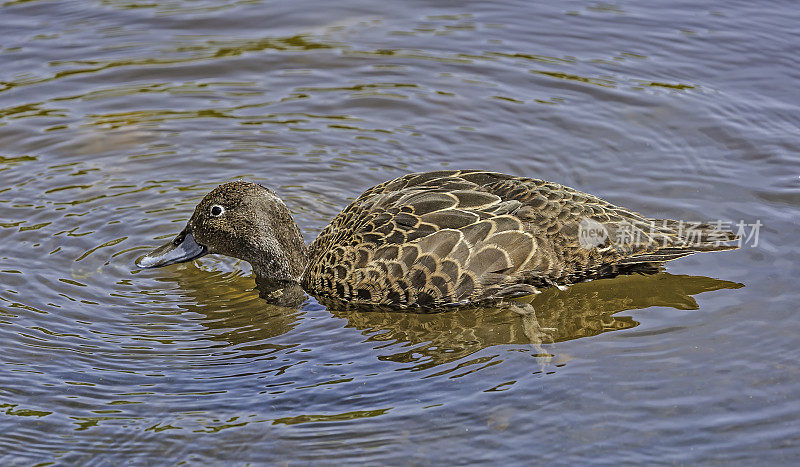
[{"x1": 301, "y1": 170, "x2": 735, "y2": 308}]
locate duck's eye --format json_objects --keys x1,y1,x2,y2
[{"x1": 209, "y1": 204, "x2": 225, "y2": 217}]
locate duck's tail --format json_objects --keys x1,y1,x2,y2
[{"x1": 615, "y1": 219, "x2": 739, "y2": 265}]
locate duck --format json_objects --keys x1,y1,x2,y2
[{"x1": 136, "y1": 170, "x2": 737, "y2": 309}]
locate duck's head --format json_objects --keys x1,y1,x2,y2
[{"x1": 136, "y1": 181, "x2": 307, "y2": 283}]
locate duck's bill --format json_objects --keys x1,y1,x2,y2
[{"x1": 136, "y1": 229, "x2": 207, "y2": 268}]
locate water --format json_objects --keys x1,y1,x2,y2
[{"x1": 1, "y1": 0, "x2": 798, "y2": 463}]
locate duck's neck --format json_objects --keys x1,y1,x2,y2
[
  {"x1": 248, "y1": 193, "x2": 309, "y2": 284},
  {"x1": 250, "y1": 241, "x2": 308, "y2": 284}
]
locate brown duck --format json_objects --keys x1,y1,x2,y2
[{"x1": 137, "y1": 170, "x2": 737, "y2": 309}]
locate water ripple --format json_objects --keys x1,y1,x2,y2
[{"x1": 1, "y1": 0, "x2": 798, "y2": 464}]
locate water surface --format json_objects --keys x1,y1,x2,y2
[{"x1": 1, "y1": 0, "x2": 799, "y2": 464}]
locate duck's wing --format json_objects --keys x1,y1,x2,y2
[
  {"x1": 468, "y1": 172, "x2": 737, "y2": 270},
  {"x1": 303, "y1": 170, "x2": 736, "y2": 308}
]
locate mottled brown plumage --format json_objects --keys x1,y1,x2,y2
[{"x1": 138, "y1": 170, "x2": 737, "y2": 309}]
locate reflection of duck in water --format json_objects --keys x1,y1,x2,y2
[
  {"x1": 138, "y1": 170, "x2": 738, "y2": 311},
  {"x1": 142, "y1": 268, "x2": 304, "y2": 347},
  {"x1": 152, "y1": 266, "x2": 742, "y2": 372},
  {"x1": 325, "y1": 272, "x2": 743, "y2": 371}
]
